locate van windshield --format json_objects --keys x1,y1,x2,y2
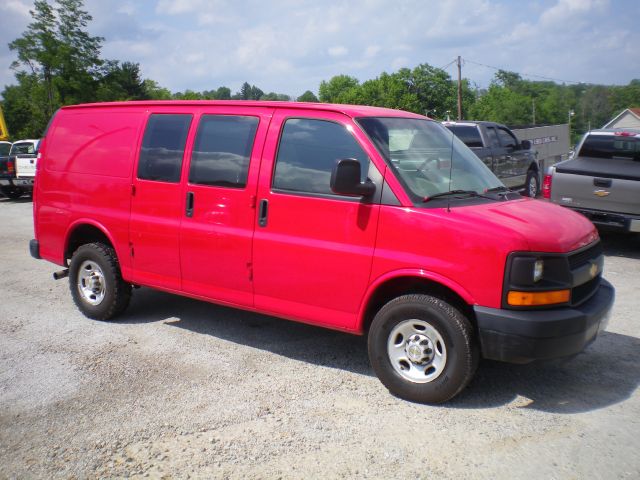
[{"x1": 357, "y1": 117, "x2": 504, "y2": 203}]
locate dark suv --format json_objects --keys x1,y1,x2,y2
[{"x1": 443, "y1": 121, "x2": 540, "y2": 196}]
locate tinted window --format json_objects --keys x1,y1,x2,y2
[
  {"x1": 10, "y1": 142, "x2": 37, "y2": 155},
  {"x1": 497, "y1": 128, "x2": 516, "y2": 148},
  {"x1": 485, "y1": 127, "x2": 500, "y2": 148},
  {"x1": 138, "y1": 114, "x2": 192, "y2": 182},
  {"x1": 273, "y1": 118, "x2": 369, "y2": 195},
  {"x1": 189, "y1": 115, "x2": 258, "y2": 188},
  {"x1": 0, "y1": 143, "x2": 11, "y2": 156},
  {"x1": 580, "y1": 135, "x2": 640, "y2": 160},
  {"x1": 445, "y1": 126, "x2": 483, "y2": 148}
]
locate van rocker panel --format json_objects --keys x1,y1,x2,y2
[{"x1": 474, "y1": 279, "x2": 614, "y2": 363}]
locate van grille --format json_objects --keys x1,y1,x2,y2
[
  {"x1": 569, "y1": 241, "x2": 603, "y2": 306},
  {"x1": 568, "y1": 242, "x2": 602, "y2": 270}
]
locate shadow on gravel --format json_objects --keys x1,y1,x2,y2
[
  {"x1": 599, "y1": 230, "x2": 640, "y2": 260},
  {"x1": 0, "y1": 196, "x2": 32, "y2": 204},
  {"x1": 122, "y1": 287, "x2": 372, "y2": 376},
  {"x1": 121, "y1": 288, "x2": 639, "y2": 413},
  {"x1": 449, "y1": 330, "x2": 640, "y2": 413}
]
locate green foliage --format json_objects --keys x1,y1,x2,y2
[
  {"x1": 297, "y1": 90, "x2": 319, "y2": 102},
  {"x1": 318, "y1": 75, "x2": 360, "y2": 103}
]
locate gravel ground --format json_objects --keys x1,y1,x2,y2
[{"x1": 1, "y1": 197, "x2": 639, "y2": 479}]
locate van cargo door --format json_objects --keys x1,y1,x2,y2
[{"x1": 179, "y1": 107, "x2": 273, "y2": 307}]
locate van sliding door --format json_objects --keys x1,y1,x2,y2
[{"x1": 179, "y1": 108, "x2": 273, "y2": 307}]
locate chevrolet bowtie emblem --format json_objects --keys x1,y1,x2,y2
[
  {"x1": 589, "y1": 262, "x2": 599, "y2": 278},
  {"x1": 594, "y1": 190, "x2": 610, "y2": 197}
]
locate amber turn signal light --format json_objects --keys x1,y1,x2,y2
[{"x1": 507, "y1": 289, "x2": 570, "y2": 306}]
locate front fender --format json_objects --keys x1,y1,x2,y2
[{"x1": 356, "y1": 268, "x2": 476, "y2": 333}]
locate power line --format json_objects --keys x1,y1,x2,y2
[
  {"x1": 438, "y1": 59, "x2": 457, "y2": 71},
  {"x1": 463, "y1": 58, "x2": 585, "y2": 85}
]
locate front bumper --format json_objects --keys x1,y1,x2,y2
[
  {"x1": 475, "y1": 279, "x2": 614, "y2": 364},
  {"x1": 570, "y1": 207, "x2": 640, "y2": 233}
]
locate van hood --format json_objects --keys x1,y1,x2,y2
[{"x1": 449, "y1": 197, "x2": 598, "y2": 253}]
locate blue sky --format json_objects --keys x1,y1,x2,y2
[{"x1": 1, "y1": 0, "x2": 639, "y2": 98}]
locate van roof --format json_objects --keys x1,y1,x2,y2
[{"x1": 60, "y1": 100, "x2": 425, "y2": 119}]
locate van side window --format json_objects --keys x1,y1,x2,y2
[
  {"x1": 273, "y1": 118, "x2": 369, "y2": 195},
  {"x1": 138, "y1": 114, "x2": 192, "y2": 183},
  {"x1": 189, "y1": 115, "x2": 259, "y2": 188}
]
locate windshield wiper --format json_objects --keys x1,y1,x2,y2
[
  {"x1": 485, "y1": 186, "x2": 510, "y2": 193},
  {"x1": 422, "y1": 190, "x2": 492, "y2": 203}
]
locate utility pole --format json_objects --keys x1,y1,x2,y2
[
  {"x1": 532, "y1": 98, "x2": 536, "y2": 125},
  {"x1": 457, "y1": 56, "x2": 462, "y2": 120}
]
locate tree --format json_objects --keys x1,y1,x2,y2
[
  {"x1": 142, "y1": 79, "x2": 171, "y2": 100},
  {"x1": 318, "y1": 75, "x2": 360, "y2": 103},
  {"x1": 297, "y1": 90, "x2": 318, "y2": 102},
  {"x1": 8, "y1": 0, "x2": 59, "y2": 117},
  {"x1": 97, "y1": 61, "x2": 146, "y2": 101}
]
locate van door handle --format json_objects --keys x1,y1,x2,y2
[
  {"x1": 185, "y1": 191, "x2": 194, "y2": 217},
  {"x1": 593, "y1": 178, "x2": 612, "y2": 188},
  {"x1": 258, "y1": 199, "x2": 268, "y2": 227}
]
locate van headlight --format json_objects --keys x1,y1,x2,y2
[
  {"x1": 533, "y1": 259, "x2": 544, "y2": 283},
  {"x1": 503, "y1": 254, "x2": 571, "y2": 308}
]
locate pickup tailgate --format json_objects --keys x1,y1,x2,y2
[
  {"x1": 15, "y1": 154, "x2": 37, "y2": 178},
  {"x1": 551, "y1": 156, "x2": 640, "y2": 216}
]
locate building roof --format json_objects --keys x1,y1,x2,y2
[{"x1": 602, "y1": 108, "x2": 640, "y2": 128}]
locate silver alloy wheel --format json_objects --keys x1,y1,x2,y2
[
  {"x1": 387, "y1": 319, "x2": 447, "y2": 383},
  {"x1": 528, "y1": 175, "x2": 538, "y2": 197},
  {"x1": 77, "y1": 260, "x2": 106, "y2": 305}
]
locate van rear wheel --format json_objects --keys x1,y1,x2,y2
[
  {"x1": 368, "y1": 294, "x2": 478, "y2": 404},
  {"x1": 69, "y1": 242, "x2": 131, "y2": 320}
]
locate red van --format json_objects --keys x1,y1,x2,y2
[{"x1": 30, "y1": 101, "x2": 614, "y2": 403}]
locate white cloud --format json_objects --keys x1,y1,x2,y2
[{"x1": 328, "y1": 46, "x2": 348, "y2": 57}]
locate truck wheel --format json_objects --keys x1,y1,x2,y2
[
  {"x1": 1, "y1": 186, "x2": 23, "y2": 199},
  {"x1": 368, "y1": 294, "x2": 478, "y2": 404},
  {"x1": 69, "y1": 242, "x2": 131, "y2": 320},
  {"x1": 525, "y1": 170, "x2": 539, "y2": 197}
]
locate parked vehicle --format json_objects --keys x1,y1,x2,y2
[
  {"x1": 443, "y1": 121, "x2": 540, "y2": 197},
  {"x1": 544, "y1": 129, "x2": 640, "y2": 233},
  {"x1": 0, "y1": 139, "x2": 40, "y2": 198},
  {"x1": 0, "y1": 141, "x2": 19, "y2": 199},
  {"x1": 0, "y1": 141, "x2": 12, "y2": 196},
  {"x1": 31, "y1": 101, "x2": 614, "y2": 403}
]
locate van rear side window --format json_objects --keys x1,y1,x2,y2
[
  {"x1": 189, "y1": 115, "x2": 259, "y2": 188},
  {"x1": 138, "y1": 114, "x2": 192, "y2": 183}
]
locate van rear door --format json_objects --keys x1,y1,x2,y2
[{"x1": 179, "y1": 107, "x2": 272, "y2": 306}]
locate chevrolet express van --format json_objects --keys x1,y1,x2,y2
[{"x1": 31, "y1": 101, "x2": 614, "y2": 403}]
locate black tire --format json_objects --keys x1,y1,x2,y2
[
  {"x1": 69, "y1": 242, "x2": 131, "y2": 320},
  {"x1": 1, "y1": 186, "x2": 23, "y2": 199},
  {"x1": 368, "y1": 294, "x2": 478, "y2": 404},
  {"x1": 524, "y1": 170, "x2": 539, "y2": 198}
]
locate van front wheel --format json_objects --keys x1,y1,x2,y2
[
  {"x1": 69, "y1": 242, "x2": 131, "y2": 320},
  {"x1": 368, "y1": 294, "x2": 478, "y2": 404}
]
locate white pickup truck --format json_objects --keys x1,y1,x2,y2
[
  {"x1": 543, "y1": 129, "x2": 640, "y2": 233},
  {"x1": 0, "y1": 139, "x2": 40, "y2": 198}
]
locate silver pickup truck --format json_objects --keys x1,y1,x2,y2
[{"x1": 544, "y1": 129, "x2": 640, "y2": 233}]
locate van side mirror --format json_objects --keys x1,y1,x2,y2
[
  {"x1": 330, "y1": 159, "x2": 376, "y2": 197},
  {"x1": 520, "y1": 140, "x2": 531, "y2": 150}
]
